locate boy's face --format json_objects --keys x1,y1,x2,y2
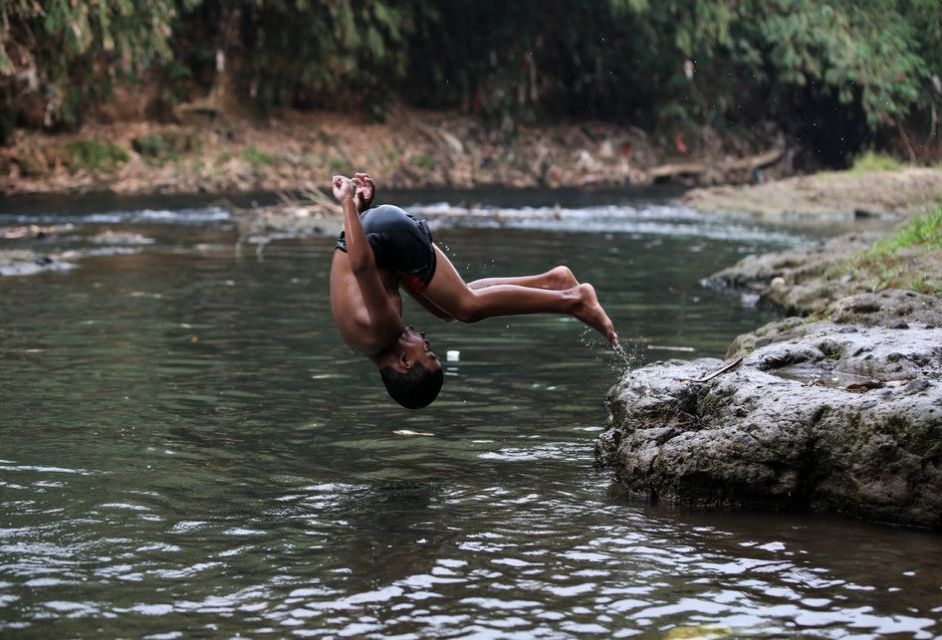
[{"x1": 402, "y1": 326, "x2": 440, "y2": 372}]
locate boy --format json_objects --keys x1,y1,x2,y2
[{"x1": 329, "y1": 173, "x2": 618, "y2": 409}]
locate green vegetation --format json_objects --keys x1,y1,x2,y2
[
  {"x1": 1, "y1": 1, "x2": 181, "y2": 131},
  {"x1": 2, "y1": 1, "x2": 941, "y2": 164},
  {"x1": 242, "y1": 146, "x2": 278, "y2": 167},
  {"x1": 132, "y1": 132, "x2": 196, "y2": 164},
  {"x1": 834, "y1": 206, "x2": 942, "y2": 293},
  {"x1": 413, "y1": 154, "x2": 436, "y2": 171},
  {"x1": 61, "y1": 139, "x2": 129, "y2": 172},
  {"x1": 850, "y1": 152, "x2": 904, "y2": 174},
  {"x1": 869, "y1": 207, "x2": 942, "y2": 257}
]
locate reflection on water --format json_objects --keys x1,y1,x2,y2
[{"x1": 1, "y1": 194, "x2": 940, "y2": 638}]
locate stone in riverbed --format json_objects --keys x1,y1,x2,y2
[
  {"x1": 704, "y1": 233, "x2": 878, "y2": 315},
  {"x1": 596, "y1": 322, "x2": 942, "y2": 529},
  {"x1": 0, "y1": 249, "x2": 75, "y2": 276}
]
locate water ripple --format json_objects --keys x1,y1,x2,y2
[{"x1": 1, "y1": 206, "x2": 940, "y2": 638}]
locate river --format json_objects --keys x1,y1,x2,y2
[{"x1": 1, "y1": 190, "x2": 939, "y2": 638}]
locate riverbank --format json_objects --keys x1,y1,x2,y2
[
  {"x1": 684, "y1": 166, "x2": 942, "y2": 221},
  {"x1": 597, "y1": 190, "x2": 942, "y2": 528},
  {"x1": 0, "y1": 108, "x2": 789, "y2": 197}
]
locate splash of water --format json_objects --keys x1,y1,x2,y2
[
  {"x1": 610, "y1": 341, "x2": 636, "y2": 376},
  {"x1": 577, "y1": 327, "x2": 636, "y2": 377}
]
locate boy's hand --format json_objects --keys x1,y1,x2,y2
[
  {"x1": 332, "y1": 175, "x2": 355, "y2": 203},
  {"x1": 353, "y1": 172, "x2": 375, "y2": 213}
]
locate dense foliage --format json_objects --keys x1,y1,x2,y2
[{"x1": 1, "y1": 0, "x2": 940, "y2": 159}]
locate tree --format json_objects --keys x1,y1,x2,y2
[{"x1": 1, "y1": 0, "x2": 185, "y2": 135}]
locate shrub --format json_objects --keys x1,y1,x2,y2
[
  {"x1": 242, "y1": 146, "x2": 279, "y2": 167},
  {"x1": 132, "y1": 132, "x2": 196, "y2": 164},
  {"x1": 61, "y1": 139, "x2": 129, "y2": 171},
  {"x1": 850, "y1": 151, "x2": 904, "y2": 173},
  {"x1": 413, "y1": 153, "x2": 436, "y2": 170}
]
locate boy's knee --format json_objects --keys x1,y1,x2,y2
[{"x1": 453, "y1": 298, "x2": 482, "y2": 323}]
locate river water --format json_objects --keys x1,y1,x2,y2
[{"x1": 1, "y1": 190, "x2": 939, "y2": 638}]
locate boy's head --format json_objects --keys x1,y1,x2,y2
[{"x1": 377, "y1": 327, "x2": 443, "y2": 409}]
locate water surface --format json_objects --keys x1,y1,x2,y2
[{"x1": 1, "y1": 192, "x2": 940, "y2": 638}]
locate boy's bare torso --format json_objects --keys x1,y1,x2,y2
[{"x1": 329, "y1": 250, "x2": 404, "y2": 357}]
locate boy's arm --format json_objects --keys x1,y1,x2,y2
[
  {"x1": 335, "y1": 175, "x2": 374, "y2": 273},
  {"x1": 333, "y1": 176, "x2": 402, "y2": 332}
]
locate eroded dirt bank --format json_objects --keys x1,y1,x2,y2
[{"x1": 0, "y1": 109, "x2": 788, "y2": 196}]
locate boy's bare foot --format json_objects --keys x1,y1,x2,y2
[{"x1": 573, "y1": 283, "x2": 618, "y2": 345}]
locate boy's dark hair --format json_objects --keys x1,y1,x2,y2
[{"x1": 379, "y1": 363, "x2": 443, "y2": 409}]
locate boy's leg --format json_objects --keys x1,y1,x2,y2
[
  {"x1": 419, "y1": 247, "x2": 617, "y2": 343},
  {"x1": 404, "y1": 286, "x2": 455, "y2": 321},
  {"x1": 405, "y1": 266, "x2": 577, "y2": 322},
  {"x1": 467, "y1": 266, "x2": 578, "y2": 291}
]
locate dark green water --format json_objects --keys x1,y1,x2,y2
[{"x1": 1, "y1": 193, "x2": 940, "y2": 638}]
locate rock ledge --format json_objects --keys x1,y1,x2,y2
[{"x1": 596, "y1": 321, "x2": 942, "y2": 528}]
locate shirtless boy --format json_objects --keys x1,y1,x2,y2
[{"x1": 329, "y1": 172, "x2": 618, "y2": 409}]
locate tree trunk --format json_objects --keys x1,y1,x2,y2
[{"x1": 207, "y1": 2, "x2": 245, "y2": 116}]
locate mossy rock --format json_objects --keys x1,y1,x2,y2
[{"x1": 60, "y1": 139, "x2": 130, "y2": 172}]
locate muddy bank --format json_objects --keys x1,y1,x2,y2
[
  {"x1": 0, "y1": 109, "x2": 788, "y2": 197},
  {"x1": 684, "y1": 168, "x2": 942, "y2": 220}
]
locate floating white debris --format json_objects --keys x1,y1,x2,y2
[
  {"x1": 446, "y1": 350, "x2": 460, "y2": 362},
  {"x1": 647, "y1": 345, "x2": 696, "y2": 353}
]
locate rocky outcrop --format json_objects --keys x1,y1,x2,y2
[
  {"x1": 706, "y1": 229, "x2": 942, "y2": 317},
  {"x1": 705, "y1": 233, "x2": 880, "y2": 314},
  {"x1": 0, "y1": 235, "x2": 150, "y2": 277},
  {"x1": 605, "y1": 183, "x2": 942, "y2": 529},
  {"x1": 726, "y1": 289, "x2": 942, "y2": 357},
  {"x1": 596, "y1": 321, "x2": 942, "y2": 528},
  {"x1": 0, "y1": 249, "x2": 75, "y2": 276}
]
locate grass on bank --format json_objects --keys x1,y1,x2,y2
[
  {"x1": 61, "y1": 139, "x2": 129, "y2": 171},
  {"x1": 242, "y1": 145, "x2": 279, "y2": 167},
  {"x1": 869, "y1": 208, "x2": 942, "y2": 257},
  {"x1": 131, "y1": 132, "x2": 198, "y2": 165},
  {"x1": 848, "y1": 150, "x2": 903, "y2": 173},
  {"x1": 834, "y1": 205, "x2": 942, "y2": 294}
]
